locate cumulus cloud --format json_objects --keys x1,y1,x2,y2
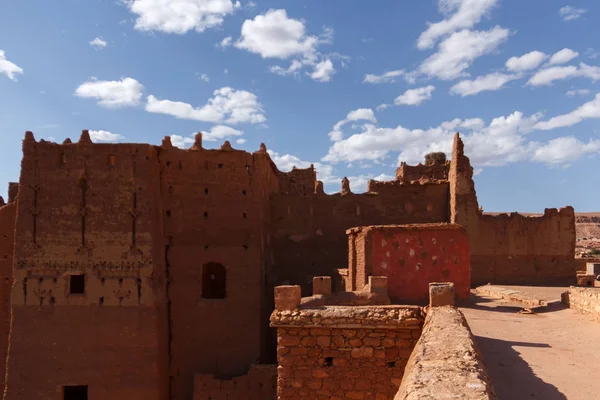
[
  {"x1": 74, "y1": 77, "x2": 144, "y2": 107},
  {"x1": 170, "y1": 125, "x2": 243, "y2": 148},
  {"x1": 548, "y1": 48, "x2": 579, "y2": 65},
  {"x1": 417, "y1": 0, "x2": 498, "y2": 49},
  {"x1": 236, "y1": 138, "x2": 246, "y2": 144},
  {"x1": 321, "y1": 110, "x2": 552, "y2": 168},
  {"x1": 217, "y1": 36, "x2": 232, "y2": 48},
  {"x1": 268, "y1": 150, "x2": 336, "y2": 184},
  {"x1": 419, "y1": 26, "x2": 510, "y2": 80},
  {"x1": 532, "y1": 136, "x2": 600, "y2": 164},
  {"x1": 235, "y1": 9, "x2": 339, "y2": 82},
  {"x1": 534, "y1": 93, "x2": 600, "y2": 130},
  {"x1": 89, "y1": 130, "x2": 125, "y2": 143},
  {"x1": 505, "y1": 51, "x2": 547, "y2": 72},
  {"x1": 145, "y1": 87, "x2": 265, "y2": 124},
  {"x1": 0, "y1": 50, "x2": 24, "y2": 81},
  {"x1": 527, "y1": 63, "x2": 600, "y2": 86},
  {"x1": 329, "y1": 108, "x2": 377, "y2": 141},
  {"x1": 450, "y1": 72, "x2": 520, "y2": 96},
  {"x1": 559, "y1": 6, "x2": 587, "y2": 21},
  {"x1": 89, "y1": 37, "x2": 107, "y2": 50},
  {"x1": 394, "y1": 85, "x2": 435, "y2": 105},
  {"x1": 363, "y1": 70, "x2": 405, "y2": 84},
  {"x1": 125, "y1": 0, "x2": 241, "y2": 34},
  {"x1": 198, "y1": 73, "x2": 210, "y2": 82}
]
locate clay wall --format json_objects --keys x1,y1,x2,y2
[
  {"x1": 395, "y1": 162, "x2": 449, "y2": 182},
  {"x1": 269, "y1": 182, "x2": 450, "y2": 296},
  {"x1": 193, "y1": 365, "x2": 277, "y2": 400},
  {"x1": 158, "y1": 138, "x2": 280, "y2": 400},
  {"x1": 277, "y1": 166, "x2": 316, "y2": 196},
  {"x1": 0, "y1": 202, "x2": 15, "y2": 394},
  {"x1": 471, "y1": 208, "x2": 576, "y2": 285},
  {"x1": 4, "y1": 133, "x2": 167, "y2": 399},
  {"x1": 562, "y1": 286, "x2": 600, "y2": 321},
  {"x1": 347, "y1": 224, "x2": 471, "y2": 304},
  {"x1": 395, "y1": 307, "x2": 496, "y2": 399},
  {"x1": 271, "y1": 303, "x2": 424, "y2": 400}
]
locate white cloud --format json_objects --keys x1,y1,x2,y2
[
  {"x1": 89, "y1": 130, "x2": 125, "y2": 143},
  {"x1": 145, "y1": 87, "x2": 265, "y2": 124},
  {"x1": 170, "y1": 135, "x2": 194, "y2": 148},
  {"x1": 268, "y1": 150, "x2": 336, "y2": 184},
  {"x1": 559, "y1": 6, "x2": 587, "y2": 21},
  {"x1": 125, "y1": 0, "x2": 241, "y2": 34},
  {"x1": 0, "y1": 50, "x2": 24, "y2": 81},
  {"x1": 419, "y1": 26, "x2": 510, "y2": 80},
  {"x1": 548, "y1": 48, "x2": 579, "y2": 65},
  {"x1": 566, "y1": 89, "x2": 591, "y2": 97},
  {"x1": 224, "y1": 68, "x2": 229, "y2": 74},
  {"x1": 417, "y1": 0, "x2": 498, "y2": 49},
  {"x1": 217, "y1": 36, "x2": 232, "y2": 48},
  {"x1": 322, "y1": 110, "x2": 544, "y2": 168},
  {"x1": 329, "y1": 108, "x2": 377, "y2": 141},
  {"x1": 74, "y1": 77, "x2": 144, "y2": 107},
  {"x1": 235, "y1": 9, "x2": 338, "y2": 82},
  {"x1": 89, "y1": 37, "x2": 107, "y2": 50},
  {"x1": 198, "y1": 73, "x2": 210, "y2": 82},
  {"x1": 535, "y1": 93, "x2": 600, "y2": 130},
  {"x1": 394, "y1": 85, "x2": 435, "y2": 105},
  {"x1": 170, "y1": 125, "x2": 243, "y2": 148},
  {"x1": 236, "y1": 138, "x2": 246, "y2": 144},
  {"x1": 450, "y1": 72, "x2": 520, "y2": 96},
  {"x1": 532, "y1": 136, "x2": 600, "y2": 164},
  {"x1": 310, "y1": 59, "x2": 335, "y2": 82},
  {"x1": 527, "y1": 63, "x2": 600, "y2": 86},
  {"x1": 363, "y1": 70, "x2": 405, "y2": 84},
  {"x1": 505, "y1": 51, "x2": 547, "y2": 72}
]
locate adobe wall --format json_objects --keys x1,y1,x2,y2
[
  {"x1": 269, "y1": 181, "x2": 450, "y2": 296},
  {"x1": 395, "y1": 162, "x2": 449, "y2": 182},
  {"x1": 448, "y1": 133, "x2": 576, "y2": 286},
  {"x1": 158, "y1": 136, "x2": 280, "y2": 400},
  {"x1": 395, "y1": 307, "x2": 496, "y2": 400},
  {"x1": 193, "y1": 365, "x2": 277, "y2": 400},
  {"x1": 0, "y1": 202, "x2": 15, "y2": 394},
  {"x1": 561, "y1": 286, "x2": 600, "y2": 321},
  {"x1": 4, "y1": 132, "x2": 167, "y2": 399},
  {"x1": 470, "y1": 208, "x2": 576, "y2": 285},
  {"x1": 271, "y1": 302, "x2": 424, "y2": 400},
  {"x1": 347, "y1": 224, "x2": 470, "y2": 304}
]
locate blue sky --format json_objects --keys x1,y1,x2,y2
[{"x1": 1, "y1": 0, "x2": 599, "y2": 212}]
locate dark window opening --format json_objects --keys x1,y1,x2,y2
[
  {"x1": 69, "y1": 275, "x2": 85, "y2": 295},
  {"x1": 99, "y1": 297, "x2": 104, "y2": 305},
  {"x1": 218, "y1": 163, "x2": 223, "y2": 168},
  {"x1": 387, "y1": 361, "x2": 396, "y2": 368},
  {"x1": 204, "y1": 188, "x2": 209, "y2": 195},
  {"x1": 324, "y1": 357, "x2": 333, "y2": 367},
  {"x1": 242, "y1": 212, "x2": 247, "y2": 219},
  {"x1": 204, "y1": 212, "x2": 208, "y2": 218},
  {"x1": 242, "y1": 189, "x2": 246, "y2": 196},
  {"x1": 166, "y1": 161, "x2": 171, "y2": 167},
  {"x1": 166, "y1": 210, "x2": 171, "y2": 217},
  {"x1": 63, "y1": 385, "x2": 88, "y2": 400},
  {"x1": 202, "y1": 263, "x2": 226, "y2": 299}
]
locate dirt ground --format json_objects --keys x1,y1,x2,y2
[{"x1": 461, "y1": 293, "x2": 600, "y2": 400}]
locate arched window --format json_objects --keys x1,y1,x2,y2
[{"x1": 202, "y1": 263, "x2": 226, "y2": 299}]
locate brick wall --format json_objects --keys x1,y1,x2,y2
[
  {"x1": 347, "y1": 224, "x2": 470, "y2": 304},
  {"x1": 0, "y1": 202, "x2": 15, "y2": 393},
  {"x1": 562, "y1": 286, "x2": 600, "y2": 321},
  {"x1": 271, "y1": 303, "x2": 424, "y2": 400},
  {"x1": 193, "y1": 365, "x2": 277, "y2": 400}
]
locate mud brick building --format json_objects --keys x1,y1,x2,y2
[{"x1": 0, "y1": 130, "x2": 575, "y2": 399}]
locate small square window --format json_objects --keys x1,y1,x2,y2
[
  {"x1": 64, "y1": 385, "x2": 88, "y2": 400},
  {"x1": 69, "y1": 275, "x2": 85, "y2": 295}
]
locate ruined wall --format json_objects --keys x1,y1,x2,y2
[
  {"x1": 159, "y1": 136, "x2": 280, "y2": 400},
  {"x1": 562, "y1": 286, "x2": 600, "y2": 321},
  {"x1": 347, "y1": 224, "x2": 470, "y2": 304},
  {"x1": 4, "y1": 132, "x2": 167, "y2": 400},
  {"x1": 448, "y1": 133, "x2": 575, "y2": 286},
  {"x1": 396, "y1": 162, "x2": 449, "y2": 182},
  {"x1": 271, "y1": 304, "x2": 424, "y2": 400},
  {"x1": 395, "y1": 307, "x2": 496, "y2": 400},
  {"x1": 471, "y1": 208, "x2": 576, "y2": 285},
  {"x1": 193, "y1": 365, "x2": 277, "y2": 400},
  {"x1": 277, "y1": 166, "x2": 316, "y2": 196},
  {"x1": 269, "y1": 182, "x2": 450, "y2": 296},
  {"x1": 0, "y1": 202, "x2": 15, "y2": 394}
]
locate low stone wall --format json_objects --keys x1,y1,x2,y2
[
  {"x1": 271, "y1": 305, "x2": 425, "y2": 400},
  {"x1": 562, "y1": 286, "x2": 600, "y2": 321},
  {"x1": 193, "y1": 364, "x2": 277, "y2": 400},
  {"x1": 395, "y1": 307, "x2": 496, "y2": 400}
]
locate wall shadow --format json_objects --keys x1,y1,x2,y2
[
  {"x1": 460, "y1": 294, "x2": 568, "y2": 314},
  {"x1": 474, "y1": 335, "x2": 567, "y2": 400}
]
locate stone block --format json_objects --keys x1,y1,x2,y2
[
  {"x1": 275, "y1": 286, "x2": 301, "y2": 310},
  {"x1": 367, "y1": 276, "x2": 388, "y2": 296},
  {"x1": 429, "y1": 282, "x2": 455, "y2": 307},
  {"x1": 576, "y1": 274, "x2": 596, "y2": 287},
  {"x1": 312, "y1": 276, "x2": 332, "y2": 297}
]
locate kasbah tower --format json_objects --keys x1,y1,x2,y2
[{"x1": 0, "y1": 129, "x2": 575, "y2": 399}]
